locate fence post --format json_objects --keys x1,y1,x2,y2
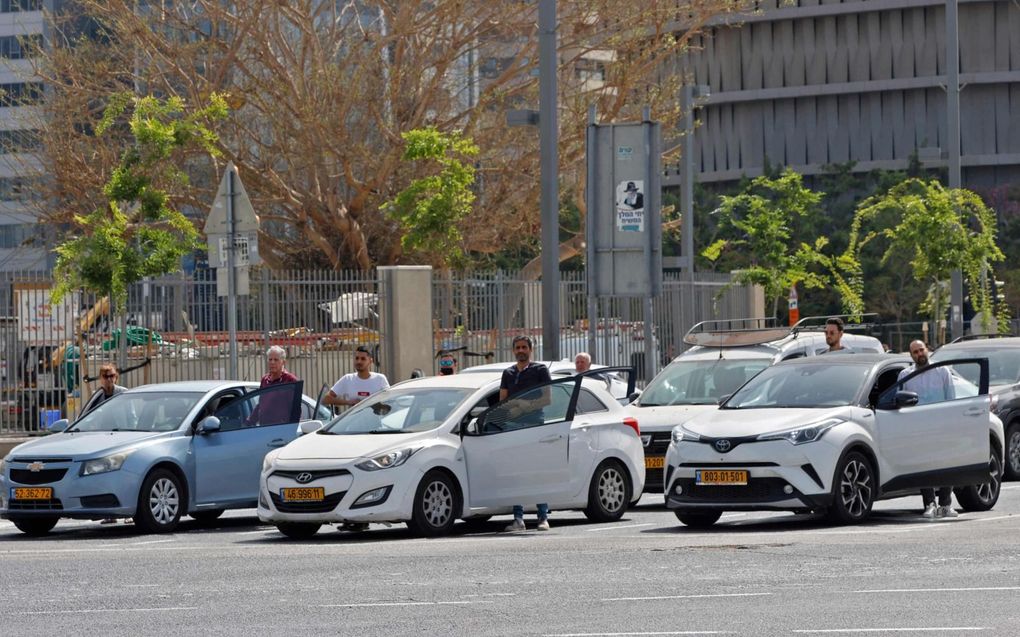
[{"x1": 379, "y1": 266, "x2": 433, "y2": 381}]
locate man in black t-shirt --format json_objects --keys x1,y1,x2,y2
[{"x1": 499, "y1": 335, "x2": 553, "y2": 533}]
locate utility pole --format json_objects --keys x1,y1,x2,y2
[
  {"x1": 947, "y1": 0, "x2": 964, "y2": 342},
  {"x1": 539, "y1": 0, "x2": 560, "y2": 360},
  {"x1": 226, "y1": 169, "x2": 238, "y2": 378}
]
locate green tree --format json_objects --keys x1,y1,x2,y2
[
  {"x1": 51, "y1": 93, "x2": 228, "y2": 309},
  {"x1": 383, "y1": 127, "x2": 478, "y2": 269},
  {"x1": 701, "y1": 169, "x2": 829, "y2": 316},
  {"x1": 839, "y1": 178, "x2": 1007, "y2": 341}
]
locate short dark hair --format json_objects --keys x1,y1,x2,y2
[
  {"x1": 825, "y1": 317, "x2": 844, "y2": 332},
  {"x1": 355, "y1": 345, "x2": 373, "y2": 358},
  {"x1": 511, "y1": 335, "x2": 533, "y2": 348}
]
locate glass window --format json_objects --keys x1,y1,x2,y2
[
  {"x1": 726, "y1": 363, "x2": 869, "y2": 409},
  {"x1": 323, "y1": 387, "x2": 473, "y2": 435},
  {"x1": 576, "y1": 389, "x2": 608, "y2": 414},
  {"x1": 640, "y1": 359, "x2": 770, "y2": 406},
  {"x1": 69, "y1": 392, "x2": 202, "y2": 432}
]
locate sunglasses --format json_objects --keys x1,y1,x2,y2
[
  {"x1": 439, "y1": 359, "x2": 455, "y2": 367},
  {"x1": 102, "y1": 374, "x2": 117, "y2": 379}
]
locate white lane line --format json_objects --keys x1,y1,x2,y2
[
  {"x1": 121, "y1": 584, "x2": 160, "y2": 588},
  {"x1": 544, "y1": 632, "x2": 736, "y2": 636},
  {"x1": 13, "y1": 606, "x2": 198, "y2": 616},
  {"x1": 318, "y1": 600, "x2": 493, "y2": 608},
  {"x1": 114, "y1": 539, "x2": 176, "y2": 546},
  {"x1": 585, "y1": 523, "x2": 654, "y2": 532},
  {"x1": 234, "y1": 529, "x2": 277, "y2": 536},
  {"x1": 855, "y1": 586, "x2": 1020, "y2": 594},
  {"x1": 602, "y1": 593, "x2": 771, "y2": 602},
  {"x1": 792, "y1": 628, "x2": 989, "y2": 634}
]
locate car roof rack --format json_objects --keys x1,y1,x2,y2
[
  {"x1": 947, "y1": 333, "x2": 1016, "y2": 344},
  {"x1": 683, "y1": 317, "x2": 792, "y2": 348},
  {"x1": 791, "y1": 313, "x2": 881, "y2": 334}
]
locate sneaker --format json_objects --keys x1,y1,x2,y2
[
  {"x1": 922, "y1": 502, "x2": 937, "y2": 519},
  {"x1": 536, "y1": 518, "x2": 550, "y2": 531},
  {"x1": 937, "y1": 506, "x2": 959, "y2": 518},
  {"x1": 504, "y1": 518, "x2": 526, "y2": 532}
]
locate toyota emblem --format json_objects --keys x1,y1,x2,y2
[
  {"x1": 714, "y1": 439, "x2": 732, "y2": 453},
  {"x1": 295, "y1": 472, "x2": 314, "y2": 484}
]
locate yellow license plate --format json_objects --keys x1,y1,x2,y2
[
  {"x1": 12, "y1": 487, "x2": 53, "y2": 500},
  {"x1": 281, "y1": 487, "x2": 325, "y2": 502},
  {"x1": 645, "y1": 456, "x2": 665, "y2": 469},
  {"x1": 696, "y1": 470, "x2": 748, "y2": 485}
]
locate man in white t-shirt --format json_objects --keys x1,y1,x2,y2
[{"x1": 324, "y1": 345, "x2": 389, "y2": 408}]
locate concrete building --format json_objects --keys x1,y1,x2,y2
[{"x1": 665, "y1": 0, "x2": 1020, "y2": 190}]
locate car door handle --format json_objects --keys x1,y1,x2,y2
[
  {"x1": 539, "y1": 434, "x2": 564, "y2": 444},
  {"x1": 963, "y1": 407, "x2": 985, "y2": 417},
  {"x1": 267, "y1": 438, "x2": 288, "y2": 448}
]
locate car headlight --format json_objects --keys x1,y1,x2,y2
[
  {"x1": 671, "y1": 427, "x2": 701, "y2": 444},
  {"x1": 756, "y1": 418, "x2": 844, "y2": 445},
  {"x1": 355, "y1": 448, "x2": 419, "y2": 471},
  {"x1": 262, "y1": 450, "x2": 280, "y2": 473},
  {"x1": 80, "y1": 449, "x2": 136, "y2": 476}
]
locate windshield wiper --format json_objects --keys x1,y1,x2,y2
[{"x1": 367, "y1": 429, "x2": 405, "y2": 434}]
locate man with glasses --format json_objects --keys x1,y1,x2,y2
[
  {"x1": 324, "y1": 345, "x2": 389, "y2": 408},
  {"x1": 437, "y1": 350, "x2": 458, "y2": 376},
  {"x1": 81, "y1": 363, "x2": 126, "y2": 417}
]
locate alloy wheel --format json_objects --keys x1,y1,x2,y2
[
  {"x1": 149, "y1": 477, "x2": 180, "y2": 525},
  {"x1": 1009, "y1": 430, "x2": 1020, "y2": 475},
  {"x1": 421, "y1": 480, "x2": 453, "y2": 528},
  {"x1": 977, "y1": 451, "x2": 1002, "y2": 504},
  {"x1": 838, "y1": 458, "x2": 873, "y2": 518},
  {"x1": 597, "y1": 467, "x2": 626, "y2": 513}
]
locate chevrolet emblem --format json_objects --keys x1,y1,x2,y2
[{"x1": 27, "y1": 461, "x2": 45, "y2": 472}]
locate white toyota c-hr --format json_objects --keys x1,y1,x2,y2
[
  {"x1": 258, "y1": 368, "x2": 644, "y2": 538},
  {"x1": 664, "y1": 354, "x2": 1004, "y2": 527}
]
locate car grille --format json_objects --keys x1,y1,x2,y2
[
  {"x1": 646, "y1": 468, "x2": 665, "y2": 489},
  {"x1": 10, "y1": 469, "x2": 68, "y2": 485},
  {"x1": 271, "y1": 469, "x2": 351, "y2": 482},
  {"x1": 80, "y1": 494, "x2": 121, "y2": 508},
  {"x1": 270, "y1": 491, "x2": 347, "y2": 514},
  {"x1": 674, "y1": 478, "x2": 790, "y2": 502},
  {"x1": 645, "y1": 432, "x2": 672, "y2": 455},
  {"x1": 8, "y1": 498, "x2": 64, "y2": 511},
  {"x1": 11, "y1": 457, "x2": 73, "y2": 463}
]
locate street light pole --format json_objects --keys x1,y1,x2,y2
[
  {"x1": 947, "y1": 0, "x2": 964, "y2": 341},
  {"x1": 539, "y1": 0, "x2": 560, "y2": 361}
]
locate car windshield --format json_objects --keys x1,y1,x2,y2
[
  {"x1": 321, "y1": 387, "x2": 475, "y2": 435},
  {"x1": 932, "y1": 347, "x2": 1020, "y2": 386},
  {"x1": 724, "y1": 363, "x2": 870, "y2": 409},
  {"x1": 68, "y1": 392, "x2": 203, "y2": 433},
  {"x1": 639, "y1": 359, "x2": 770, "y2": 406}
]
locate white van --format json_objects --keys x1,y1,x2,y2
[{"x1": 627, "y1": 316, "x2": 884, "y2": 492}]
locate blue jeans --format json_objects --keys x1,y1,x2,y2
[{"x1": 513, "y1": 504, "x2": 549, "y2": 520}]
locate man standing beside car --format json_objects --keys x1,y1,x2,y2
[
  {"x1": 823, "y1": 317, "x2": 854, "y2": 354},
  {"x1": 324, "y1": 346, "x2": 389, "y2": 408},
  {"x1": 81, "y1": 363, "x2": 126, "y2": 417},
  {"x1": 898, "y1": 339, "x2": 957, "y2": 519},
  {"x1": 500, "y1": 335, "x2": 553, "y2": 532}
]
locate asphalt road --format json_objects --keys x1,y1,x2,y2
[{"x1": 2, "y1": 486, "x2": 1020, "y2": 637}]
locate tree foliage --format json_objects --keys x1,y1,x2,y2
[
  {"x1": 383, "y1": 127, "x2": 478, "y2": 268},
  {"x1": 30, "y1": 0, "x2": 757, "y2": 272},
  {"x1": 839, "y1": 178, "x2": 1008, "y2": 337},
  {"x1": 51, "y1": 93, "x2": 227, "y2": 309},
  {"x1": 701, "y1": 169, "x2": 828, "y2": 315}
]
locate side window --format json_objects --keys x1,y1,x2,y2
[
  {"x1": 869, "y1": 367, "x2": 905, "y2": 407},
  {"x1": 214, "y1": 382, "x2": 303, "y2": 430},
  {"x1": 896, "y1": 363, "x2": 977, "y2": 405},
  {"x1": 575, "y1": 389, "x2": 608, "y2": 414},
  {"x1": 782, "y1": 352, "x2": 806, "y2": 361},
  {"x1": 479, "y1": 381, "x2": 572, "y2": 434}
]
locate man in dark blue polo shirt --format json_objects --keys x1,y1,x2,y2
[{"x1": 499, "y1": 335, "x2": 553, "y2": 532}]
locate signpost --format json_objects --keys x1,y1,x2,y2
[{"x1": 204, "y1": 162, "x2": 261, "y2": 378}]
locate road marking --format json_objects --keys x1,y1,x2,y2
[
  {"x1": 586, "y1": 523, "x2": 653, "y2": 532},
  {"x1": 12, "y1": 606, "x2": 198, "y2": 616},
  {"x1": 112, "y1": 539, "x2": 176, "y2": 546},
  {"x1": 234, "y1": 529, "x2": 277, "y2": 535},
  {"x1": 855, "y1": 586, "x2": 1020, "y2": 594},
  {"x1": 317, "y1": 600, "x2": 493, "y2": 608},
  {"x1": 792, "y1": 628, "x2": 988, "y2": 633},
  {"x1": 545, "y1": 632, "x2": 736, "y2": 636},
  {"x1": 603, "y1": 593, "x2": 771, "y2": 602}
]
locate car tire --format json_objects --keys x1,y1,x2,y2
[
  {"x1": 275, "y1": 522, "x2": 321, "y2": 539},
  {"x1": 583, "y1": 460, "x2": 632, "y2": 522},
  {"x1": 189, "y1": 509, "x2": 225, "y2": 523},
  {"x1": 12, "y1": 516, "x2": 58, "y2": 536},
  {"x1": 407, "y1": 470, "x2": 460, "y2": 537},
  {"x1": 1005, "y1": 423, "x2": 1020, "y2": 481},
  {"x1": 673, "y1": 510, "x2": 722, "y2": 528},
  {"x1": 954, "y1": 443, "x2": 1003, "y2": 511},
  {"x1": 134, "y1": 468, "x2": 184, "y2": 534},
  {"x1": 826, "y1": 451, "x2": 875, "y2": 525}
]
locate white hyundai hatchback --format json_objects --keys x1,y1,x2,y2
[
  {"x1": 664, "y1": 354, "x2": 1004, "y2": 527},
  {"x1": 258, "y1": 369, "x2": 644, "y2": 538}
]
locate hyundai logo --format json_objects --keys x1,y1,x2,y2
[
  {"x1": 27, "y1": 461, "x2": 45, "y2": 472},
  {"x1": 295, "y1": 472, "x2": 314, "y2": 484},
  {"x1": 714, "y1": 439, "x2": 732, "y2": 453}
]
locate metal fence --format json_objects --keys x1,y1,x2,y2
[{"x1": 0, "y1": 266, "x2": 750, "y2": 434}]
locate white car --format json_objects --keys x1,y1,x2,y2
[
  {"x1": 461, "y1": 361, "x2": 632, "y2": 402},
  {"x1": 664, "y1": 354, "x2": 1004, "y2": 527},
  {"x1": 258, "y1": 369, "x2": 644, "y2": 538}
]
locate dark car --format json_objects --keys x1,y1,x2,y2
[{"x1": 932, "y1": 335, "x2": 1020, "y2": 480}]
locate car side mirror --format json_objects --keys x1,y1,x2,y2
[
  {"x1": 196, "y1": 416, "x2": 221, "y2": 435},
  {"x1": 627, "y1": 390, "x2": 642, "y2": 404},
  {"x1": 48, "y1": 418, "x2": 69, "y2": 433},
  {"x1": 297, "y1": 419, "x2": 323, "y2": 436},
  {"x1": 463, "y1": 418, "x2": 480, "y2": 437},
  {"x1": 893, "y1": 390, "x2": 919, "y2": 408}
]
